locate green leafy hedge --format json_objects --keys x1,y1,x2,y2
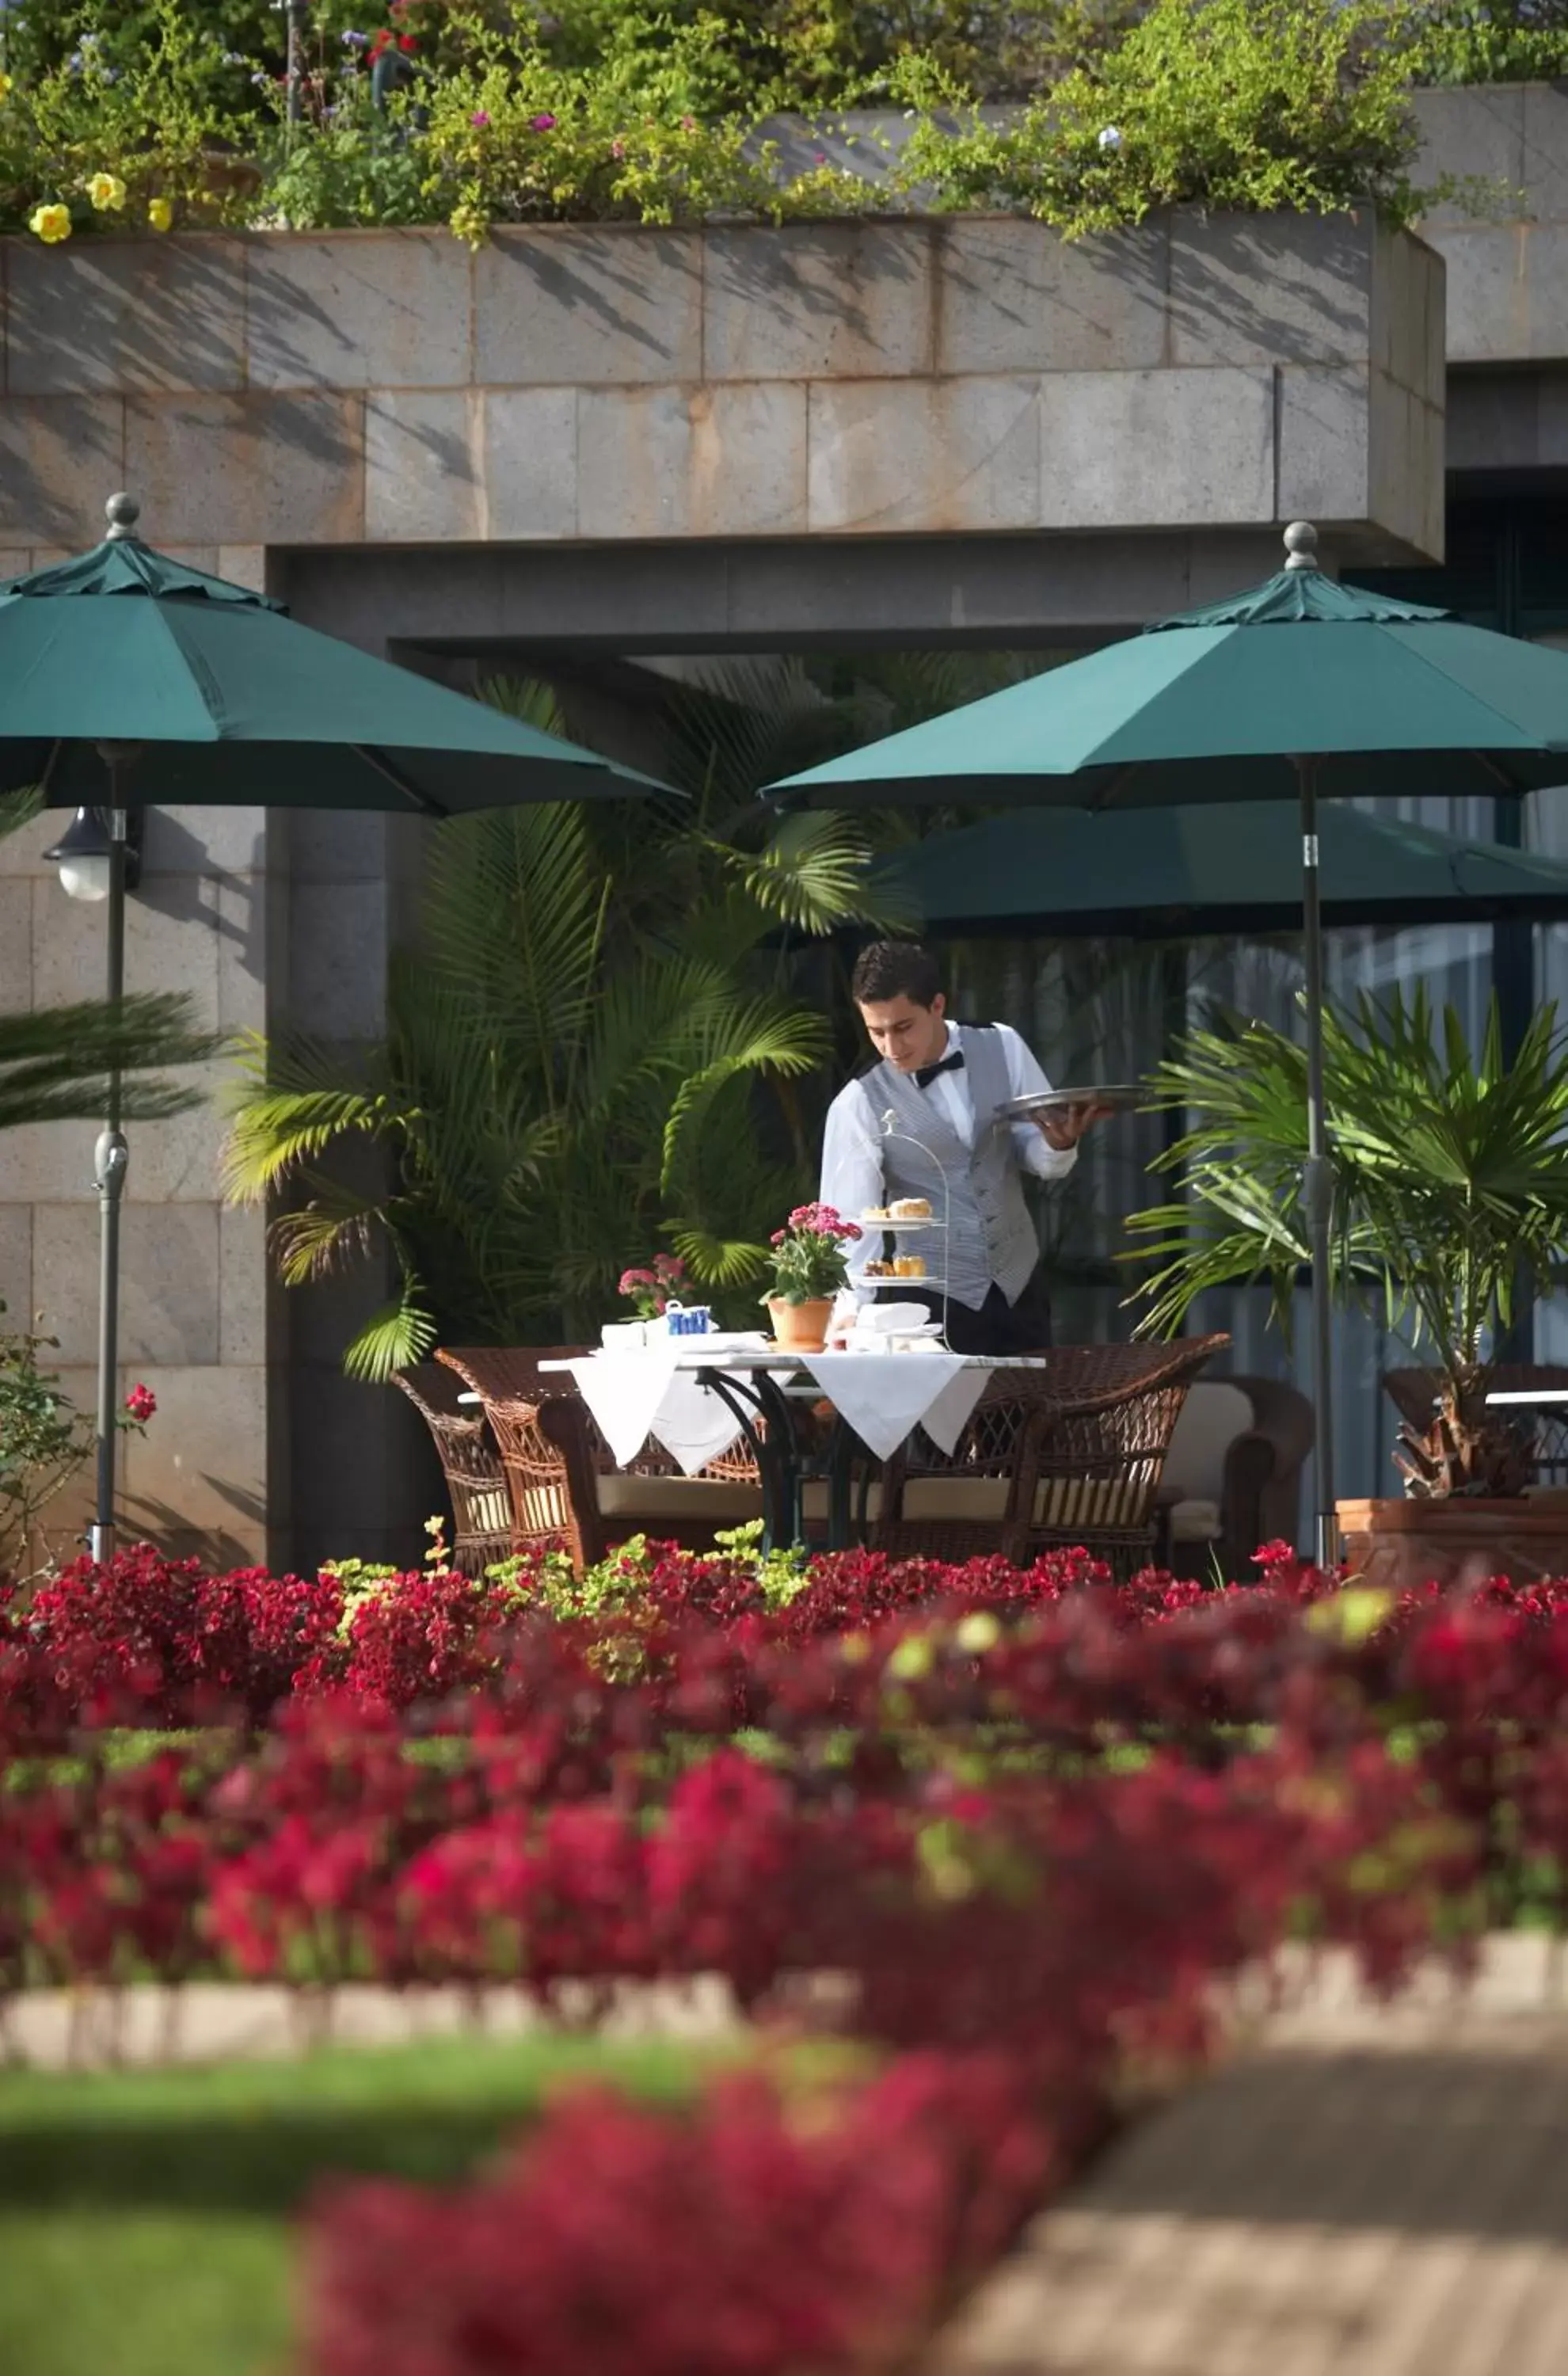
[{"x1": 0, "y1": 0, "x2": 1548, "y2": 244}]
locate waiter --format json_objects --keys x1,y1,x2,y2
[{"x1": 820, "y1": 941, "x2": 1101, "y2": 1355}]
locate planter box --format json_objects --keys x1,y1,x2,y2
[
  {"x1": 1337, "y1": 1495, "x2": 1568, "y2": 1594},
  {"x1": 0, "y1": 210, "x2": 1444, "y2": 562}
]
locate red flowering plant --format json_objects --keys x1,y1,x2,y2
[
  {"x1": 617, "y1": 1253, "x2": 687, "y2": 1320},
  {"x1": 763, "y1": 1202, "x2": 862, "y2": 1306},
  {"x1": 303, "y1": 2051, "x2": 1057, "y2": 2376}
]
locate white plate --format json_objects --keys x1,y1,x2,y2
[{"x1": 858, "y1": 1212, "x2": 938, "y2": 1228}]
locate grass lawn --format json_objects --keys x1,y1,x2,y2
[{"x1": 0, "y1": 2027, "x2": 723, "y2": 2376}]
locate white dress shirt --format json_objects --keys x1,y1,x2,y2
[{"x1": 819, "y1": 1020, "x2": 1077, "y2": 1300}]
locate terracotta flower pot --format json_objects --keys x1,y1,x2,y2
[
  {"x1": 767, "y1": 1296, "x2": 833, "y2": 1353},
  {"x1": 1336, "y1": 1496, "x2": 1568, "y2": 1593}
]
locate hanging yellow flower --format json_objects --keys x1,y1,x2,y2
[
  {"x1": 147, "y1": 197, "x2": 174, "y2": 233},
  {"x1": 29, "y1": 204, "x2": 73, "y2": 245},
  {"x1": 86, "y1": 172, "x2": 127, "y2": 212},
  {"x1": 0, "y1": 74, "x2": 13, "y2": 101}
]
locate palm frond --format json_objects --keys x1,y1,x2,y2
[
  {"x1": 341, "y1": 1289, "x2": 439, "y2": 1384},
  {"x1": 0, "y1": 991, "x2": 221, "y2": 1135},
  {"x1": 717, "y1": 809, "x2": 920, "y2": 935},
  {"x1": 268, "y1": 1178, "x2": 394, "y2": 1285},
  {"x1": 0, "y1": 785, "x2": 44, "y2": 841},
  {"x1": 1127, "y1": 988, "x2": 1568, "y2": 1385},
  {"x1": 666, "y1": 1222, "x2": 773, "y2": 1290},
  {"x1": 474, "y1": 676, "x2": 568, "y2": 735},
  {"x1": 221, "y1": 1032, "x2": 411, "y2": 1202}
]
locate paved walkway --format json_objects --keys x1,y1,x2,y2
[
  {"x1": 929, "y1": 1936, "x2": 1568, "y2": 2376},
  {"x1": 10, "y1": 1939, "x2": 1568, "y2": 2375}
]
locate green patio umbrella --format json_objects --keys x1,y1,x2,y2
[
  {"x1": 877, "y1": 801, "x2": 1568, "y2": 939},
  {"x1": 768, "y1": 522, "x2": 1568, "y2": 1560},
  {"x1": 0, "y1": 494, "x2": 661, "y2": 1562}
]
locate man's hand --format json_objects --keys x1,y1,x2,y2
[{"x1": 1034, "y1": 1099, "x2": 1109, "y2": 1152}]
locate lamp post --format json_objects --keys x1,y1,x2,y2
[
  {"x1": 41, "y1": 571, "x2": 147, "y2": 1564},
  {"x1": 43, "y1": 797, "x2": 143, "y2": 1562}
]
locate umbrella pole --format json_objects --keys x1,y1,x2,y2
[
  {"x1": 89, "y1": 799, "x2": 130, "y2": 1567},
  {"x1": 1296, "y1": 756, "x2": 1338, "y2": 1566}
]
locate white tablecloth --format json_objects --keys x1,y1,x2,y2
[
  {"x1": 568, "y1": 1349, "x2": 750, "y2": 1475},
  {"x1": 565, "y1": 1347, "x2": 991, "y2": 1472},
  {"x1": 799, "y1": 1354, "x2": 988, "y2": 1461}
]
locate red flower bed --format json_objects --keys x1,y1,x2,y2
[
  {"x1": 5, "y1": 1542, "x2": 1557, "y2": 2376},
  {"x1": 305, "y1": 2052, "x2": 1056, "y2": 2376},
  {"x1": 0, "y1": 1540, "x2": 1345, "y2": 1739}
]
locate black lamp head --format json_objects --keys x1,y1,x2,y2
[{"x1": 42, "y1": 805, "x2": 144, "y2": 897}]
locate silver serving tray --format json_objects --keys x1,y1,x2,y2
[{"x1": 997, "y1": 1083, "x2": 1144, "y2": 1119}]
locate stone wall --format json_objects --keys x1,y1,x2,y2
[
  {"x1": 0, "y1": 213, "x2": 1443, "y2": 562},
  {"x1": 1409, "y1": 82, "x2": 1568, "y2": 475}
]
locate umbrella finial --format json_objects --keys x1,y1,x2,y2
[
  {"x1": 104, "y1": 492, "x2": 141, "y2": 543},
  {"x1": 1283, "y1": 520, "x2": 1319, "y2": 573}
]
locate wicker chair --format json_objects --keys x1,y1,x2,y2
[
  {"x1": 391, "y1": 1364, "x2": 514, "y2": 1575},
  {"x1": 871, "y1": 1336, "x2": 1231, "y2": 1578},
  {"x1": 436, "y1": 1346, "x2": 762, "y2": 1572},
  {"x1": 1383, "y1": 1365, "x2": 1568, "y2": 1490}
]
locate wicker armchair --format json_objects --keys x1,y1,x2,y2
[
  {"x1": 436, "y1": 1346, "x2": 762, "y2": 1572},
  {"x1": 1383, "y1": 1365, "x2": 1568, "y2": 1490},
  {"x1": 872, "y1": 1336, "x2": 1230, "y2": 1578},
  {"x1": 391, "y1": 1364, "x2": 513, "y2": 1575}
]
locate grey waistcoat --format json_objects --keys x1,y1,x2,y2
[{"x1": 852, "y1": 1026, "x2": 1039, "y2": 1311}]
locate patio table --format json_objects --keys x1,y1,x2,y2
[{"x1": 539, "y1": 1347, "x2": 1052, "y2": 1550}]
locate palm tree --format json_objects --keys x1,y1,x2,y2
[
  {"x1": 222, "y1": 672, "x2": 921, "y2": 1377},
  {"x1": 1126, "y1": 987, "x2": 1568, "y2": 1495}
]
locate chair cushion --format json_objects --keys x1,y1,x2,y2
[
  {"x1": 1033, "y1": 1474, "x2": 1152, "y2": 1531},
  {"x1": 804, "y1": 1481, "x2": 1011, "y2": 1525},
  {"x1": 1167, "y1": 1496, "x2": 1224, "y2": 1544},
  {"x1": 1162, "y1": 1382, "x2": 1255, "y2": 1501},
  {"x1": 904, "y1": 1478, "x2": 1010, "y2": 1521},
  {"x1": 802, "y1": 1483, "x2": 884, "y2": 1525},
  {"x1": 596, "y1": 1475, "x2": 763, "y2": 1524},
  {"x1": 801, "y1": 1477, "x2": 1159, "y2": 1533}
]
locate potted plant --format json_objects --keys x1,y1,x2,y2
[
  {"x1": 607, "y1": 1254, "x2": 688, "y2": 1348},
  {"x1": 1126, "y1": 988, "x2": 1568, "y2": 1588},
  {"x1": 763, "y1": 1203, "x2": 862, "y2": 1353}
]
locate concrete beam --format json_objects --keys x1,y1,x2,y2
[{"x1": 0, "y1": 213, "x2": 1444, "y2": 564}]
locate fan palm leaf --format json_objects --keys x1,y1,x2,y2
[{"x1": 1128, "y1": 987, "x2": 1568, "y2": 1395}]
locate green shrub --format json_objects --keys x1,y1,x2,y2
[
  {"x1": 254, "y1": 78, "x2": 432, "y2": 230},
  {"x1": 1414, "y1": 1, "x2": 1568, "y2": 86},
  {"x1": 894, "y1": 0, "x2": 1430, "y2": 236},
  {"x1": 417, "y1": 12, "x2": 870, "y2": 241},
  {"x1": 0, "y1": 0, "x2": 253, "y2": 238},
  {"x1": 0, "y1": 0, "x2": 1531, "y2": 246},
  {"x1": 0, "y1": 1307, "x2": 94, "y2": 1582}
]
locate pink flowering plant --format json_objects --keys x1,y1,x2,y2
[
  {"x1": 763, "y1": 1202, "x2": 861, "y2": 1305},
  {"x1": 618, "y1": 1254, "x2": 687, "y2": 1320}
]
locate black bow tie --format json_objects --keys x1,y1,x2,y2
[{"x1": 915, "y1": 1049, "x2": 965, "y2": 1090}]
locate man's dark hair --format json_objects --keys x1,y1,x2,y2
[{"x1": 851, "y1": 941, "x2": 943, "y2": 1008}]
